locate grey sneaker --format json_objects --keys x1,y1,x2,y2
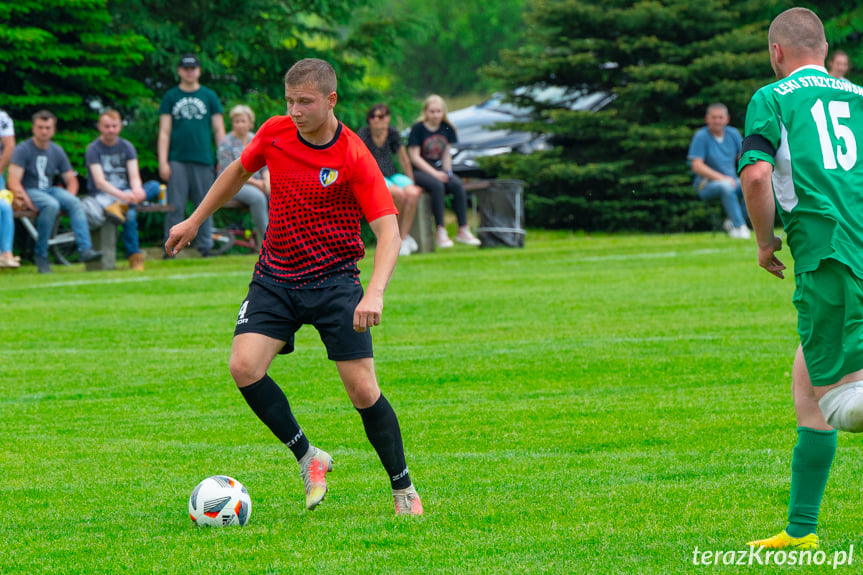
[
  {"x1": 393, "y1": 484, "x2": 423, "y2": 516},
  {"x1": 298, "y1": 446, "x2": 333, "y2": 510},
  {"x1": 79, "y1": 248, "x2": 103, "y2": 263},
  {"x1": 34, "y1": 256, "x2": 52, "y2": 274}
]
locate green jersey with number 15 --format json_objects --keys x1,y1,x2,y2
[{"x1": 739, "y1": 65, "x2": 863, "y2": 277}]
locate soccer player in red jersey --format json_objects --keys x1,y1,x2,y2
[{"x1": 166, "y1": 59, "x2": 422, "y2": 516}]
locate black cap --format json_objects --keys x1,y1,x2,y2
[{"x1": 178, "y1": 54, "x2": 200, "y2": 68}]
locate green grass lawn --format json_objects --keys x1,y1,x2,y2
[{"x1": 2, "y1": 231, "x2": 861, "y2": 574}]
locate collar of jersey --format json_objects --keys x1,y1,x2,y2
[
  {"x1": 787, "y1": 64, "x2": 829, "y2": 77},
  {"x1": 297, "y1": 122, "x2": 343, "y2": 151}
]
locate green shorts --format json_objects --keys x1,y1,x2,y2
[{"x1": 794, "y1": 258, "x2": 863, "y2": 386}]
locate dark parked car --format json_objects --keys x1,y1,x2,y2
[{"x1": 446, "y1": 86, "x2": 615, "y2": 177}]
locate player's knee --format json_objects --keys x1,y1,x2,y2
[
  {"x1": 343, "y1": 378, "x2": 379, "y2": 408},
  {"x1": 406, "y1": 185, "x2": 422, "y2": 201},
  {"x1": 819, "y1": 381, "x2": 863, "y2": 433},
  {"x1": 229, "y1": 353, "x2": 265, "y2": 387}
]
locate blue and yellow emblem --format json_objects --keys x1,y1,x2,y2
[{"x1": 319, "y1": 168, "x2": 338, "y2": 187}]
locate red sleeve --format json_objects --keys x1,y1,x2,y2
[
  {"x1": 240, "y1": 119, "x2": 270, "y2": 174},
  {"x1": 350, "y1": 144, "x2": 398, "y2": 222}
]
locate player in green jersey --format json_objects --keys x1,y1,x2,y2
[{"x1": 739, "y1": 7, "x2": 863, "y2": 551}]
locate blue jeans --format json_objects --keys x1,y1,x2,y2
[
  {"x1": 121, "y1": 204, "x2": 141, "y2": 256},
  {"x1": 27, "y1": 187, "x2": 93, "y2": 258},
  {"x1": 0, "y1": 198, "x2": 12, "y2": 253},
  {"x1": 113, "y1": 181, "x2": 161, "y2": 256},
  {"x1": 698, "y1": 179, "x2": 748, "y2": 228},
  {"x1": 142, "y1": 180, "x2": 160, "y2": 203}
]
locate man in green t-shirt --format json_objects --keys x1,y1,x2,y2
[
  {"x1": 158, "y1": 53, "x2": 225, "y2": 257},
  {"x1": 739, "y1": 7, "x2": 863, "y2": 551}
]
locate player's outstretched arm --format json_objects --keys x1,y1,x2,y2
[
  {"x1": 353, "y1": 214, "x2": 400, "y2": 332},
  {"x1": 740, "y1": 160, "x2": 785, "y2": 279},
  {"x1": 165, "y1": 158, "x2": 252, "y2": 256}
]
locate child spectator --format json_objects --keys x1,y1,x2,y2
[{"x1": 408, "y1": 95, "x2": 480, "y2": 248}]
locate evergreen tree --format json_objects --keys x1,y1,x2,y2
[
  {"x1": 0, "y1": 0, "x2": 152, "y2": 169},
  {"x1": 483, "y1": 0, "x2": 804, "y2": 232}
]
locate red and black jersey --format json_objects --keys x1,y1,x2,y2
[{"x1": 241, "y1": 116, "x2": 397, "y2": 289}]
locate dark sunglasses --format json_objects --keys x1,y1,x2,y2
[{"x1": 371, "y1": 113, "x2": 389, "y2": 119}]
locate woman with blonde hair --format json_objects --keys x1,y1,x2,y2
[
  {"x1": 408, "y1": 95, "x2": 480, "y2": 248},
  {"x1": 217, "y1": 104, "x2": 270, "y2": 243}
]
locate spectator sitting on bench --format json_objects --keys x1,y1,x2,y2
[
  {"x1": 408, "y1": 95, "x2": 480, "y2": 248},
  {"x1": 216, "y1": 105, "x2": 269, "y2": 244},
  {"x1": 0, "y1": 108, "x2": 19, "y2": 268},
  {"x1": 357, "y1": 104, "x2": 421, "y2": 256},
  {"x1": 85, "y1": 109, "x2": 160, "y2": 271},
  {"x1": 7, "y1": 110, "x2": 102, "y2": 273},
  {"x1": 687, "y1": 102, "x2": 750, "y2": 239}
]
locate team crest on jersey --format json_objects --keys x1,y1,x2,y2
[{"x1": 319, "y1": 168, "x2": 338, "y2": 187}]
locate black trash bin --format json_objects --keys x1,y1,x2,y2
[{"x1": 475, "y1": 179, "x2": 525, "y2": 248}]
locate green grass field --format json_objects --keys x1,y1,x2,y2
[{"x1": 2, "y1": 231, "x2": 862, "y2": 574}]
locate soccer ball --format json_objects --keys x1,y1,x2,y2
[{"x1": 188, "y1": 475, "x2": 252, "y2": 527}]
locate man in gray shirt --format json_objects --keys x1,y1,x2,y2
[
  {"x1": 86, "y1": 109, "x2": 150, "y2": 271},
  {"x1": 7, "y1": 110, "x2": 101, "y2": 273}
]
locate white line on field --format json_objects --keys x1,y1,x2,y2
[
  {"x1": 0, "y1": 347, "x2": 230, "y2": 354},
  {"x1": 574, "y1": 248, "x2": 728, "y2": 263},
  {"x1": 17, "y1": 271, "x2": 250, "y2": 290}
]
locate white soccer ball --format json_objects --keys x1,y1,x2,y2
[{"x1": 189, "y1": 475, "x2": 252, "y2": 527}]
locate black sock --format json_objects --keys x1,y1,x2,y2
[
  {"x1": 357, "y1": 394, "x2": 411, "y2": 489},
  {"x1": 239, "y1": 374, "x2": 310, "y2": 460}
]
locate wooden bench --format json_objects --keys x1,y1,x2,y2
[
  {"x1": 86, "y1": 203, "x2": 175, "y2": 270},
  {"x1": 15, "y1": 203, "x2": 178, "y2": 269},
  {"x1": 408, "y1": 179, "x2": 490, "y2": 254},
  {"x1": 12, "y1": 208, "x2": 37, "y2": 219}
]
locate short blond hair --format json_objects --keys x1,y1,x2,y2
[
  {"x1": 284, "y1": 58, "x2": 337, "y2": 96},
  {"x1": 229, "y1": 105, "x2": 254, "y2": 125},
  {"x1": 768, "y1": 7, "x2": 826, "y2": 54},
  {"x1": 99, "y1": 109, "x2": 122, "y2": 122}
]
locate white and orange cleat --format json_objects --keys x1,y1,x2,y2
[
  {"x1": 393, "y1": 484, "x2": 423, "y2": 516},
  {"x1": 299, "y1": 446, "x2": 333, "y2": 510}
]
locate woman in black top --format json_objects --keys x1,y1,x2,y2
[
  {"x1": 408, "y1": 95, "x2": 481, "y2": 248},
  {"x1": 357, "y1": 104, "x2": 421, "y2": 256}
]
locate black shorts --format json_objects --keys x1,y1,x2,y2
[{"x1": 234, "y1": 279, "x2": 373, "y2": 361}]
